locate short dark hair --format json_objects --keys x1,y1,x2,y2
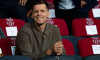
[{"x1": 31, "y1": 0, "x2": 49, "y2": 10}]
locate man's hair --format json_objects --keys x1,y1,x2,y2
[{"x1": 31, "y1": 0, "x2": 49, "y2": 10}]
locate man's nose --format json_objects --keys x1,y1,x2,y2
[{"x1": 37, "y1": 11, "x2": 42, "y2": 15}]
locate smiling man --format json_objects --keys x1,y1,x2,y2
[{"x1": 15, "y1": 0, "x2": 66, "y2": 60}]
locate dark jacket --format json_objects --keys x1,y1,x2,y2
[
  {"x1": 54, "y1": 0, "x2": 98, "y2": 14},
  {"x1": 73, "y1": 0, "x2": 98, "y2": 13},
  {"x1": 0, "y1": 0, "x2": 18, "y2": 9}
]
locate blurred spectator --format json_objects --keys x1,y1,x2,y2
[
  {"x1": 54, "y1": 0, "x2": 98, "y2": 35},
  {"x1": 77, "y1": 0, "x2": 98, "y2": 18},
  {"x1": 0, "y1": 0, "x2": 28, "y2": 22}
]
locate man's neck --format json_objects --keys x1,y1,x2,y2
[{"x1": 35, "y1": 22, "x2": 46, "y2": 32}]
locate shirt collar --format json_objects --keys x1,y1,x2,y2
[
  {"x1": 43, "y1": 23, "x2": 50, "y2": 36},
  {"x1": 31, "y1": 22, "x2": 50, "y2": 37}
]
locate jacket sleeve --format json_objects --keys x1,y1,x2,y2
[{"x1": 56, "y1": 27, "x2": 66, "y2": 55}]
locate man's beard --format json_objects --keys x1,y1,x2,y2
[{"x1": 36, "y1": 22, "x2": 45, "y2": 26}]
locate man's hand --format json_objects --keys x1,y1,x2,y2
[
  {"x1": 45, "y1": 48, "x2": 52, "y2": 55},
  {"x1": 19, "y1": 0, "x2": 27, "y2": 6},
  {"x1": 81, "y1": 0, "x2": 87, "y2": 8},
  {"x1": 27, "y1": 9, "x2": 32, "y2": 18},
  {"x1": 53, "y1": 41, "x2": 63, "y2": 55}
]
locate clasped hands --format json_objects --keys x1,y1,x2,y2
[{"x1": 45, "y1": 41, "x2": 63, "y2": 55}]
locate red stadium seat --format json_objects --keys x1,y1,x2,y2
[
  {"x1": 47, "y1": 18, "x2": 69, "y2": 36},
  {"x1": 62, "y1": 39, "x2": 75, "y2": 55},
  {"x1": 46, "y1": 0, "x2": 55, "y2": 18},
  {"x1": 0, "y1": 18, "x2": 26, "y2": 38},
  {"x1": 72, "y1": 18, "x2": 100, "y2": 37},
  {"x1": 46, "y1": 0, "x2": 54, "y2": 9},
  {"x1": 78, "y1": 37, "x2": 100, "y2": 58},
  {"x1": 88, "y1": 1, "x2": 100, "y2": 18},
  {"x1": 0, "y1": 39, "x2": 15, "y2": 55}
]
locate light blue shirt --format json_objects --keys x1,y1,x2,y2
[{"x1": 58, "y1": 0, "x2": 75, "y2": 10}]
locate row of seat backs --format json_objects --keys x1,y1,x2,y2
[
  {"x1": 0, "y1": 37, "x2": 100, "y2": 60},
  {"x1": 0, "y1": 18, "x2": 69, "y2": 38},
  {"x1": 3, "y1": 18, "x2": 100, "y2": 38},
  {"x1": 63, "y1": 36, "x2": 100, "y2": 58},
  {"x1": 0, "y1": 37, "x2": 76, "y2": 56},
  {"x1": 0, "y1": 55, "x2": 32, "y2": 60},
  {"x1": 40, "y1": 55, "x2": 100, "y2": 60},
  {"x1": 2, "y1": 54, "x2": 100, "y2": 60},
  {"x1": 1, "y1": 18, "x2": 100, "y2": 38},
  {"x1": 0, "y1": 38, "x2": 75, "y2": 56},
  {"x1": 47, "y1": 18, "x2": 100, "y2": 38}
]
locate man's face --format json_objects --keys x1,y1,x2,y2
[{"x1": 32, "y1": 4, "x2": 49, "y2": 25}]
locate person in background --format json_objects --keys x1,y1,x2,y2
[
  {"x1": 15, "y1": 0, "x2": 66, "y2": 60},
  {"x1": 54, "y1": 0, "x2": 98, "y2": 35},
  {"x1": 0, "y1": 0, "x2": 28, "y2": 22}
]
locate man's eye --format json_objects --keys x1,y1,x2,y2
[
  {"x1": 41, "y1": 10, "x2": 45, "y2": 12},
  {"x1": 33, "y1": 11, "x2": 38, "y2": 13}
]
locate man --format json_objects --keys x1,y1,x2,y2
[
  {"x1": 15, "y1": 0, "x2": 66, "y2": 60},
  {"x1": 0, "y1": 0, "x2": 28, "y2": 22}
]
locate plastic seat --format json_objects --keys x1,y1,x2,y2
[
  {"x1": 47, "y1": 18, "x2": 69, "y2": 36},
  {"x1": 83, "y1": 55, "x2": 100, "y2": 60},
  {"x1": 72, "y1": 18, "x2": 100, "y2": 37},
  {"x1": 40, "y1": 55, "x2": 82, "y2": 60},
  {"x1": 0, "y1": 39, "x2": 15, "y2": 55},
  {"x1": 0, "y1": 18, "x2": 26, "y2": 38},
  {"x1": 0, "y1": 55, "x2": 32, "y2": 60},
  {"x1": 88, "y1": 1, "x2": 100, "y2": 19},
  {"x1": 62, "y1": 36, "x2": 79, "y2": 55},
  {"x1": 62, "y1": 39, "x2": 75, "y2": 55},
  {"x1": 78, "y1": 37, "x2": 100, "y2": 58}
]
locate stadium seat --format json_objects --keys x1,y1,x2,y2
[
  {"x1": 72, "y1": 18, "x2": 100, "y2": 37},
  {"x1": 83, "y1": 55, "x2": 100, "y2": 60},
  {"x1": 88, "y1": 1, "x2": 100, "y2": 19},
  {"x1": 47, "y1": 18, "x2": 69, "y2": 36},
  {"x1": 78, "y1": 37, "x2": 100, "y2": 58},
  {"x1": 40, "y1": 55, "x2": 82, "y2": 60},
  {"x1": 62, "y1": 39, "x2": 75, "y2": 55},
  {"x1": 46, "y1": 0, "x2": 55, "y2": 18},
  {"x1": 62, "y1": 36, "x2": 79, "y2": 55},
  {"x1": 0, "y1": 39, "x2": 15, "y2": 55},
  {"x1": 0, "y1": 55, "x2": 32, "y2": 60},
  {"x1": 0, "y1": 18, "x2": 26, "y2": 38}
]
